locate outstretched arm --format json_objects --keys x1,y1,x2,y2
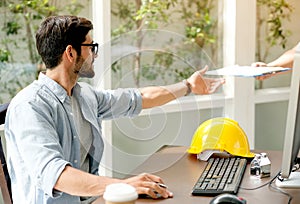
[
  {"x1": 266, "y1": 46, "x2": 296, "y2": 68},
  {"x1": 251, "y1": 44, "x2": 297, "y2": 80},
  {"x1": 252, "y1": 45, "x2": 296, "y2": 68},
  {"x1": 140, "y1": 66, "x2": 225, "y2": 109}
]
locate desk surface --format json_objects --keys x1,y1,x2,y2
[{"x1": 94, "y1": 146, "x2": 300, "y2": 204}]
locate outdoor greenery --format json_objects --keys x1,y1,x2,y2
[
  {"x1": 255, "y1": 0, "x2": 293, "y2": 89},
  {"x1": 111, "y1": 0, "x2": 293, "y2": 89},
  {"x1": 111, "y1": 0, "x2": 218, "y2": 88},
  {"x1": 0, "y1": 0, "x2": 295, "y2": 103},
  {"x1": 256, "y1": 0, "x2": 293, "y2": 62},
  {"x1": 0, "y1": 0, "x2": 83, "y2": 103},
  {"x1": 0, "y1": 63, "x2": 36, "y2": 103},
  {"x1": 0, "y1": 0, "x2": 83, "y2": 64}
]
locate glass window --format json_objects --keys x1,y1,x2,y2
[{"x1": 110, "y1": 0, "x2": 223, "y2": 88}]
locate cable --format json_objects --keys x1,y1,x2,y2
[
  {"x1": 269, "y1": 171, "x2": 293, "y2": 204},
  {"x1": 239, "y1": 170, "x2": 280, "y2": 191},
  {"x1": 272, "y1": 163, "x2": 300, "y2": 204},
  {"x1": 240, "y1": 170, "x2": 294, "y2": 204},
  {"x1": 268, "y1": 179, "x2": 293, "y2": 204}
]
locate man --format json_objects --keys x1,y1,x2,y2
[{"x1": 4, "y1": 15, "x2": 225, "y2": 203}]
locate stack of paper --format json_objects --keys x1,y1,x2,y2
[{"x1": 205, "y1": 65, "x2": 291, "y2": 77}]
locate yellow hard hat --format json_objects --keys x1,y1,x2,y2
[{"x1": 188, "y1": 117, "x2": 255, "y2": 158}]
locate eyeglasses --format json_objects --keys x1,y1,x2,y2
[{"x1": 81, "y1": 43, "x2": 99, "y2": 55}]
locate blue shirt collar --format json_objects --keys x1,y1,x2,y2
[{"x1": 38, "y1": 72, "x2": 81, "y2": 103}]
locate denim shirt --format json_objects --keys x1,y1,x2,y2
[{"x1": 4, "y1": 73, "x2": 142, "y2": 203}]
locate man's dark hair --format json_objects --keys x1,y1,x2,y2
[{"x1": 36, "y1": 15, "x2": 93, "y2": 69}]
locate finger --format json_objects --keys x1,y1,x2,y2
[
  {"x1": 140, "y1": 181, "x2": 170, "y2": 199},
  {"x1": 256, "y1": 74, "x2": 272, "y2": 80},
  {"x1": 251, "y1": 62, "x2": 267, "y2": 67},
  {"x1": 218, "y1": 78, "x2": 226, "y2": 84},
  {"x1": 136, "y1": 186, "x2": 157, "y2": 198},
  {"x1": 207, "y1": 84, "x2": 218, "y2": 94},
  {"x1": 154, "y1": 182, "x2": 173, "y2": 199},
  {"x1": 137, "y1": 186, "x2": 173, "y2": 199},
  {"x1": 256, "y1": 76, "x2": 265, "y2": 80},
  {"x1": 251, "y1": 62, "x2": 260, "y2": 67},
  {"x1": 143, "y1": 173, "x2": 164, "y2": 184},
  {"x1": 154, "y1": 183, "x2": 170, "y2": 199},
  {"x1": 144, "y1": 175, "x2": 172, "y2": 198},
  {"x1": 207, "y1": 79, "x2": 224, "y2": 94},
  {"x1": 198, "y1": 65, "x2": 209, "y2": 75}
]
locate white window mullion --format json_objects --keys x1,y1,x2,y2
[
  {"x1": 92, "y1": 0, "x2": 112, "y2": 177},
  {"x1": 222, "y1": 0, "x2": 256, "y2": 149}
]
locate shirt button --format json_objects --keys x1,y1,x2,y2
[
  {"x1": 74, "y1": 160, "x2": 78, "y2": 163},
  {"x1": 73, "y1": 135, "x2": 77, "y2": 139}
]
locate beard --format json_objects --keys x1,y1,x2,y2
[{"x1": 74, "y1": 55, "x2": 95, "y2": 78}]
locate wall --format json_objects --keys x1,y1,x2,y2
[
  {"x1": 112, "y1": 108, "x2": 224, "y2": 178},
  {"x1": 255, "y1": 101, "x2": 288, "y2": 150}
]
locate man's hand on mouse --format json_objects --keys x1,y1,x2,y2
[{"x1": 123, "y1": 173, "x2": 173, "y2": 199}]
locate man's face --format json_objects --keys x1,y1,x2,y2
[{"x1": 76, "y1": 34, "x2": 98, "y2": 78}]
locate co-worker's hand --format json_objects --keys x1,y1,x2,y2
[
  {"x1": 187, "y1": 66, "x2": 225, "y2": 95},
  {"x1": 251, "y1": 62, "x2": 267, "y2": 67},
  {"x1": 251, "y1": 61, "x2": 276, "y2": 80},
  {"x1": 123, "y1": 173, "x2": 173, "y2": 199}
]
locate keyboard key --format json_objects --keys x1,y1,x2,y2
[{"x1": 191, "y1": 157, "x2": 247, "y2": 196}]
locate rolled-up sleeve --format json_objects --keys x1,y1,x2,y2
[{"x1": 89, "y1": 87, "x2": 142, "y2": 120}]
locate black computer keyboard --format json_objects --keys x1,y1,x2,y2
[{"x1": 191, "y1": 157, "x2": 247, "y2": 196}]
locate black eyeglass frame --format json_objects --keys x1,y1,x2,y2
[{"x1": 81, "y1": 43, "x2": 99, "y2": 55}]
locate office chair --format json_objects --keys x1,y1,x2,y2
[{"x1": 0, "y1": 103, "x2": 12, "y2": 204}]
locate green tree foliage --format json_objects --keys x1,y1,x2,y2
[
  {"x1": 0, "y1": 0, "x2": 83, "y2": 63},
  {"x1": 111, "y1": 0, "x2": 218, "y2": 87},
  {"x1": 0, "y1": 0, "x2": 84, "y2": 103},
  {"x1": 256, "y1": 0, "x2": 293, "y2": 62}
]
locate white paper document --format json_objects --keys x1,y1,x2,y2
[{"x1": 205, "y1": 65, "x2": 291, "y2": 77}]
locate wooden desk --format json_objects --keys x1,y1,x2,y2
[{"x1": 94, "y1": 146, "x2": 300, "y2": 204}]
